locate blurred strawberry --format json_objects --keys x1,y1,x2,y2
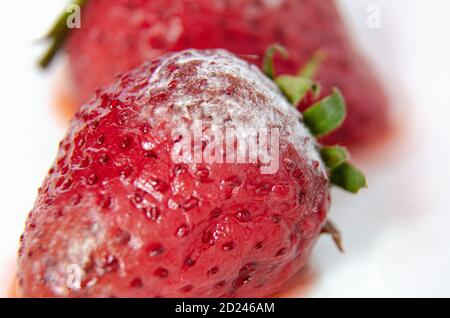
[
  {"x1": 44, "y1": 0, "x2": 389, "y2": 147},
  {"x1": 21, "y1": 49, "x2": 363, "y2": 297}
]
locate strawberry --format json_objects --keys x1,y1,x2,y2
[
  {"x1": 22, "y1": 49, "x2": 364, "y2": 297},
  {"x1": 41, "y1": 0, "x2": 389, "y2": 147}
]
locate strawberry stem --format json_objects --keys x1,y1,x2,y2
[
  {"x1": 38, "y1": 0, "x2": 87, "y2": 68},
  {"x1": 39, "y1": 29, "x2": 66, "y2": 69}
]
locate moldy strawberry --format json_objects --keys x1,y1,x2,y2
[{"x1": 22, "y1": 49, "x2": 365, "y2": 297}]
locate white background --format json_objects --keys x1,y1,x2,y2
[{"x1": 0, "y1": 0, "x2": 449, "y2": 297}]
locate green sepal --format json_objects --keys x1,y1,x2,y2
[
  {"x1": 261, "y1": 45, "x2": 366, "y2": 195},
  {"x1": 330, "y1": 162, "x2": 367, "y2": 194},
  {"x1": 299, "y1": 50, "x2": 327, "y2": 79},
  {"x1": 320, "y1": 146, "x2": 349, "y2": 170},
  {"x1": 263, "y1": 44, "x2": 288, "y2": 79},
  {"x1": 275, "y1": 75, "x2": 319, "y2": 106},
  {"x1": 302, "y1": 88, "x2": 346, "y2": 137}
]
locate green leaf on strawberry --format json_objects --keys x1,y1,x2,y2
[
  {"x1": 330, "y1": 162, "x2": 367, "y2": 193},
  {"x1": 275, "y1": 75, "x2": 319, "y2": 106},
  {"x1": 298, "y1": 49, "x2": 327, "y2": 78},
  {"x1": 265, "y1": 45, "x2": 366, "y2": 194},
  {"x1": 320, "y1": 146, "x2": 349, "y2": 170},
  {"x1": 302, "y1": 88, "x2": 346, "y2": 138},
  {"x1": 263, "y1": 44, "x2": 288, "y2": 79}
]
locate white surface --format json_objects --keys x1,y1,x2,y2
[{"x1": 0, "y1": 0, "x2": 449, "y2": 297}]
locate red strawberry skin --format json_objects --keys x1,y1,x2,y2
[
  {"x1": 19, "y1": 50, "x2": 330, "y2": 297},
  {"x1": 66, "y1": 0, "x2": 389, "y2": 147}
]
